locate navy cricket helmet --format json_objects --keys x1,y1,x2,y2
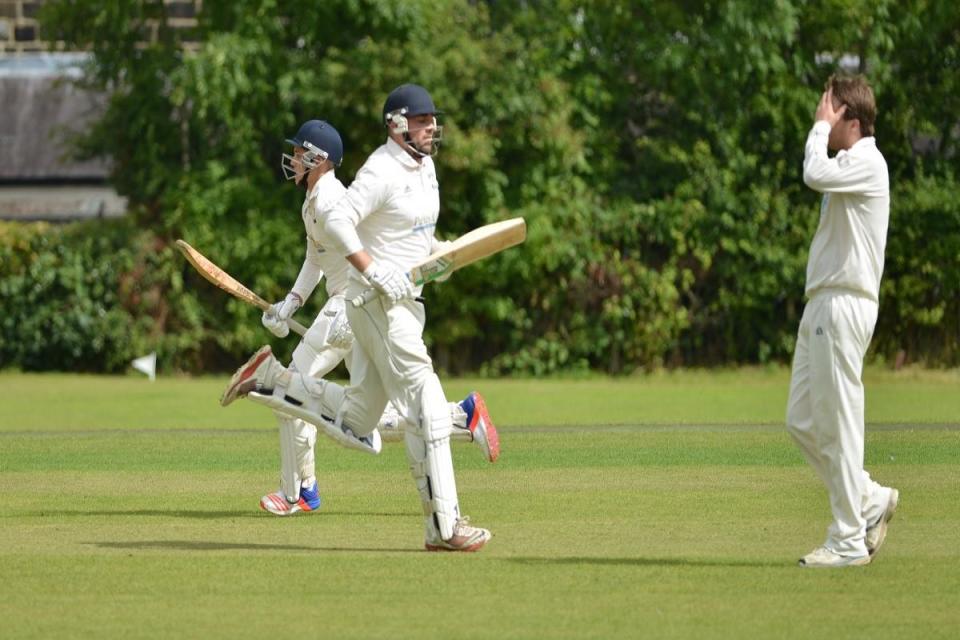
[
  {"x1": 286, "y1": 119, "x2": 343, "y2": 167},
  {"x1": 382, "y1": 84, "x2": 442, "y2": 126}
]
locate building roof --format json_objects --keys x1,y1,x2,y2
[{"x1": 0, "y1": 53, "x2": 111, "y2": 181}]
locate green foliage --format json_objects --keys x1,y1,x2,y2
[
  {"x1": 8, "y1": 0, "x2": 956, "y2": 374},
  {"x1": 877, "y1": 172, "x2": 960, "y2": 365},
  {"x1": 0, "y1": 221, "x2": 171, "y2": 372}
]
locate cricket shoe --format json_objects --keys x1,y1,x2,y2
[
  {"x1": 259, "y1": 482, "x2": 321, "y2": 516},
  {"x1": 798, "y1": 546, "x2": 870, "y2": 568},
  {"x1": 221, "y1": 345, "x2": 277, "y2": 407},
  {"x1": 866, "y1": 487, "x2": 899, "y2": 557},
  {"x1": 425, "y1": 517, "x2": 491, "y2": 552},
  {"x1": 460, "y1": 391, "x2": 500, "y2": 463}
]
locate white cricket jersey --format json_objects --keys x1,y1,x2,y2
[
  {"x1": 324, "y1": 137, "x2": 440, "y2": 294},
  {"x1": 802, "y1": 120, "x2": 890, "y2": 302},
  {"x1": 292, "y1": 171, "x2": 351, "y2": 299}
]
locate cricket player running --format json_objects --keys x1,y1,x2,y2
[
  {"x1": 787, "y1": 74, "x2": 899, "y2": 568},
  {"x1": 276, "y1": 83, "x2": 493, "y2": 551},
  {"x1": 221, "y1": 118, "x2": 498, "y2": 518}
]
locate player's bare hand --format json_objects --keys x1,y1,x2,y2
[{"x1": 815, "y1": 88, "x2": 847, "y2": 127}]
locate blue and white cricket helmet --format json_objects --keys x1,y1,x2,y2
[{"x1": 281, "y1": 119, "x2": 343, "y2": 181}]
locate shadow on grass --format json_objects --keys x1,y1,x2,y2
[
  {"x1": 14, "y1": 509, "x2": 415, "y2": 520},
  {"x1": 88, "y1": 540, "x2": 420, "y2": 553},
  {"x1": 508, "y1": 556, "x2": 786, "y2": 569}
]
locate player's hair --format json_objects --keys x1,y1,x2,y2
[{"x1": 827, "y1": 73, "x2": 876, "y2": 136}]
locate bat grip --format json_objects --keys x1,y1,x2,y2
[
  {"x1": 287, "y1": 317, "x2": 308, "y2": 337},
  {"x1": 350, "y1": 288, "x2": 378, "y2": 308}
]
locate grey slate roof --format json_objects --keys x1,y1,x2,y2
[{"x1": 0, "y1": 53, "x2": 111, "y2": 180}]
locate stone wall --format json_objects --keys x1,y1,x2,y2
[{"x1": 0, "y1": 0, "x2": 202, "y2": 53}]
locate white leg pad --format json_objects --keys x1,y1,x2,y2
[
  {"x1": 277, "y1": 416, "x2": 316, "y2": 500},
  {"x1": 249, "y1": 390, "x2": 382, "y2": 455},
  {"x1": 379, "y1": 402, "x2": 472, "y2": 443},
  {"x1": 406, "y1": 373, "x2": 460, "y2": 541}
]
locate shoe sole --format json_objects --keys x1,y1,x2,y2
[
  {"x1": 868, "y1": 488, "x2": 899, "y2": 557},
  {"x1": 221, "y1": 346, "x2": 272, "y2": 407},
  {"x1": 259, "y1": 493, "x2": 318, "y2": 516},
  {"x1": 424, "y1": 539, "x2": 488, "y2": 552},
  {"x1": 468, "y1": 393, "x2": 500, "y2": 463},
  {"x1": 799, "y1": 554, "x2": 871, "y2": 568}
]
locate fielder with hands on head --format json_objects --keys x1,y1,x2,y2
[
  {"x1": 321, "y1": 83, "x2": 495, "y2": 551},
  {"x1": 220, "y1": 119, "x2": 498, "y2": 517},
  {"x1": 787, "y1": 74, "x2": 898, "y2": 568}
]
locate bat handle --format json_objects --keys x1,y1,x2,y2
[
  {"x1": 287, "y1": 317, "x2": 309, "y2": 337},
  {"x1": 350, "y1": 288, "x2": 378, "y2": 308}
]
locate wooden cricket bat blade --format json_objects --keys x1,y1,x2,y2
[
  {"x1": 175, "y1": 239, "x2": 308, "y2": 336},
  {"x1": 351, "y1": 217, "x2": 526, "y2": 307}
]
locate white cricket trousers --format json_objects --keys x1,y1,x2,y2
[
  {"x1": 786, "y1": 288, "x2": 891, "y2": 556},
  {"x1": 338, "y1": 292, "x2": 434, "y2": 434},
  {"x1": 339, "y1": 287, "x2": 463, "y2": 539}
]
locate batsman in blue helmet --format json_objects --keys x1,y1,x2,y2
[{"x1": 221, "y1": 113, "x2": 497, "y2": 517}]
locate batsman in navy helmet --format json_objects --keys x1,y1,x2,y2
[{"x1": 382, "y1": 83, "x2": 443, "y2": 158}]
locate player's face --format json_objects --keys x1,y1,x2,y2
[
  {"x1": 406, "y1": 114, "x2": 437, "y2": 154},
  {"x1": 291, "y1": 147, "x2": 309, "y2": 184},
  {"x1": 828, "y1": 116, "x2": 857, "y2": 151}
]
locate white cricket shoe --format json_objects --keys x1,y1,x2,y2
[
  {"x1": 460, "y1": 392, "x2": 500, "y2": 463},
  {"x1": 425, "y1": 517, "x2": 491, "y2": 552},
  {"x1": 798, "y1": 546, "x2": 870, "y2": 568},
  {"x1": 866, "y1": 488, "x2": 899, "y2": 556},
  {"x1": 221, "y1": 345, "x2": 275, "y2": 407},
  {"x1": 259, "y1": 482, "x2": 321, "y2": 516}
]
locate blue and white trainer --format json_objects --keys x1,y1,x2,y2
[{"x1": 259, "y1": 482, "x2": 321, "y2": 516}]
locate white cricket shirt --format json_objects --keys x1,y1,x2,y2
[
  {"x1": 292, "y1": 170, "x2": 351, "y2": 299},
  {"x1": 324, "y1": 137, "x2": 440, "y2": 295},
  {"x1": 802, "y1": 120, "x2": 890, "y2": 302}
]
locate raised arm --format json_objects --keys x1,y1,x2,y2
[{"x1": 802, "y1": 121, "x2": 879, "y2": 194}]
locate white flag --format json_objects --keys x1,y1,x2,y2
[{"x1": 132, "y1": 352, "x2": 157, "y2": 381}]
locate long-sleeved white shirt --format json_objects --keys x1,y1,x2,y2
[
  {"x1": 323, "y1": 137, "x2": 440, "y2": 295},
  {"x1": 802, "y1": 120, "x2": 890, "y2": 302},
  {"x1": 291, "y1": 170, "x2": 350, "y2": 300}
]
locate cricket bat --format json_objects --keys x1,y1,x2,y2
[
  {"x1": 351, "y1": 217, "x2": 526, "y2": 307},
  {"x1": 175, "y1": 239, "x2": 309, "y2": 336}
]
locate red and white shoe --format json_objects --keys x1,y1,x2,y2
[
  {"x1": 221, "y1": 345, "x2": 275, "y2": 407},
  {"x1": 460, "y1": 392, "x2": 500, "y2": 463},
  {"x1": 425, "y1": 517, "x2": 491, "y2": 552},
  {"x1": 259, "y1": 483, "x2": 321, "y2": 516}
]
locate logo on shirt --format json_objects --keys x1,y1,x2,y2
[
  {"x1": 412, "y1": 212, "x2": 438, "y2": 232},
  {"x1": 815, "y1": 327, "x2": 824, "y2": 336}
]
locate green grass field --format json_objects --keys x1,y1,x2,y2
[{"x1": 1, "y1": 368, "x2": 958, "y2": 639}]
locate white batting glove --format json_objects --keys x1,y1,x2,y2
[
  {"x1": 261, "y1": 310, "x2": 289, "y2": 338},
  {"x1": 273, "y1": 292, "x2": 303, "y2": 321},
  {"x1": 261, "y1": 292, "x2": 302, "y2": 338},
  {"x1": 363, "y1": 261, "x2": 414, "y2": 304}
]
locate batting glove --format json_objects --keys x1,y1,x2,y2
[
  {"x1": 261, "y1": 292, "x2": 302, "y2": 338},
  {"x1": 274, "y1": 292, "x2": 303, "y2": 321},
  {"x1": 363, "y1": 261, "x2": 414, "y2": 304}
]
